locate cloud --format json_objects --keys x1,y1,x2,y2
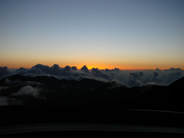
[
  {"x1": 164, "y1": 68, "x2": 182, "y2": 71},
  {"x1": 13, "y1": 85, "x2": 40, "y2": 97},
  {"x1": 81, "y1": 65, "x2": 89, "y2": 73},
  {"x1": 28, "y1": 68, "x2": 45, "y2": 75},
  {"x1": 64, "y1": 65, "x2": 71, "y2": 71},
  {"x1": 92, "y1": 68, "x2": 109, "y2": 77},
  {"x1": 30, "y1": 64, "x2": 63, "y2": 75},
  {"x1": 5, "y1": 78, "x2": 12, "y2": 85},
  {"x1": 127, "y1": 72, "x2": 145, "y2": 87},
  {"x1": 4, "y1": 77, "x2": 42, "y2": 88},
  {"x1": 71, "y1": 66, "x2": 77, "y2": 71},
  {"x1": 153, "y1": 72, "x2": 159, "y2": 76},
  {"x1": 114, "y1": 67, "x2": 120, "y2": 71},
  {"x1": 32, "y1": 64, "x2": 51, "y2": 74},
  {"x1": 0, "y1": 66, "x2": 10, "y2": 78},
  {"x1": 5, "y1": 78, "x2": 24, "y2": 86},
  {"x1": 139, "y1": 72, "x2": 143, "y2": 76},
  {"x1": 91, "y1": 68, "x2": 111, "y2": 80},
  {"x1": 91, "y1": 68, "x2": 101, "y2": 74},
  {"x1": 166, "y1": 72, "x2": 181, "y2": 84},
  {"x1": 0, "y1": 64, "x2": 184, "y2": 88},
  {"x1": 129, "y1": 72, "x2": 140, "y2": 80},
  {"x1": 51, "y1": 64, "x2": 60, "y2": 71},
  {"x1": 155, "y1": 68, "x2": 161, "y2": 71}
]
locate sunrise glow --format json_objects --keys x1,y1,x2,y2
[{"x1": 0, "y1": 0, "x2": 184, "y2": 70}]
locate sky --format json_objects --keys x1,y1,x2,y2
[{"x1": 0, "y1": 0, "x2": 184, "y2": 70}]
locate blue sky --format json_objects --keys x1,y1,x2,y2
[{"x1": 0, "y1": 0, "x2": 184, "y2": 69}]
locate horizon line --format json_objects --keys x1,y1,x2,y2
[{"x1": 3, "y1": 63, "x2": 184, "y2": 71}]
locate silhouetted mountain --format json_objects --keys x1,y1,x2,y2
[
  {"x1": 0, "y1": 75, "x2": 184, "y2": 111},
  {"x1": 169, "y1": 76, "x2": 184, "y2": 89}
]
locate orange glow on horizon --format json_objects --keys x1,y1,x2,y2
[
  {"x1": 1, "y1": 59, "x2": 184, "y2": 70},
  {"x1": 5, "y1": 63, "x2": 184, "y2": 71}
]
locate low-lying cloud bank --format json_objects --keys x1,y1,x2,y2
[{"x1": 0, "y1": 64, "x2": 184, "y2": 87}]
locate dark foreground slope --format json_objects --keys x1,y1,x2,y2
[
  {"x1": 0, "y1": 74, "x2": 184, "y2": 111},
  {"x1": 1, "y1": 75, "x2": 184, "y2": 137}
]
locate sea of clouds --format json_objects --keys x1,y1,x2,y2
[{"x1": 0, "y1": 64, "x2": 184, "y2": 88}]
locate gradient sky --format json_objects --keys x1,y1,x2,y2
[{"x1": 0, "y1": 0, "x2": 184, "y2": 69}]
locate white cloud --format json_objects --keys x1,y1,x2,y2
[{"x1": 13, "y1": 85, "x2": 40, "y2": 97}]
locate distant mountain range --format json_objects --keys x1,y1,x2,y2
[{"x1": 0, "y1": 74, "x2": 184, "y2": 111}]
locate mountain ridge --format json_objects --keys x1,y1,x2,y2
[{"x1": 0, "y1": 74, "x2": 184, "y2": 111}]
